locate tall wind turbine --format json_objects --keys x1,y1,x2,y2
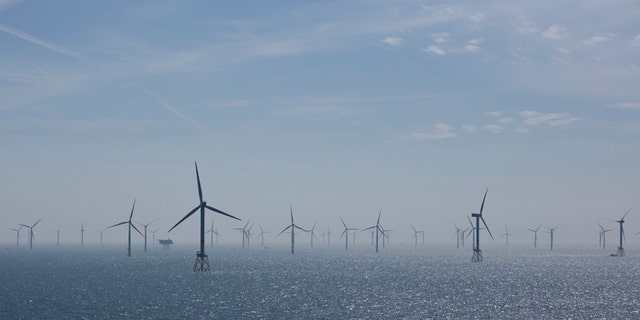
[
  {"x1": 9, "y1": 226, "x2": 21, "y2": 247},
  {"x1": 546, "y1": 225, "x2": 558, "y2": 250},
  {"x1": 613, "y1": 207, "x2": 632, "y2": 257},
  {"x1": 471, "y1": 189, "x2": 493, "y2": 262},
  {"x1": 453, "y1": 223, "x2": 463, "y2": 249},
  {"x1": 233, "y1": 220, "x2": 251, "y2": 248},
  {"x1": 501, "y1": 226, "x2": 512, "y2": 247},
  {"x1": 411, "y1": 225, "x2": 424, "y2": 247},
  {"x1": 526, "y1": 225, "x2": 542, "y2": 248},
  {"x1": 56, "y1": 226, "x2": 62, "y2": 246},
  {"x1": 168, "y1": 162, "x2": 241, "y2": 271},
  {"x1": 20, "y1": 218, "x2": 42, "y2": 250},
  {"x1": 277, "y1": 205, "x2": 308, "y2": 254},
  {"x1": 139, "y1": 218, "x2": 157, "y2": 252},
  {"x1": 205, "y1": 221, "x2": 219, "y2": 248},
  {"x1": 362, "y1": 210, "x2": 385, "y2": 253},
  {"x1": 107, "y1": 200, "x2": 143, "y2": 257},
  {"x1": 80, "y1": 223, "x2": 86, "y2": 247},
  {"x1": 339, "y1": 217, "x2": 358, "y2": 250}
]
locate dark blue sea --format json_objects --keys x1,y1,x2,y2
[{"x1": 2, "y1": 245, "x2": 640, "y2": 319}]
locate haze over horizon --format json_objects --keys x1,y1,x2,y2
[{"x1": 1, "y1": 0, "x2": 639, "y2": 247}]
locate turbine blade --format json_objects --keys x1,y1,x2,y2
[
  {"x1": 290, "y1": 205, "x2": 294, "y2": 224},
  {"x1": 168, "y1": 205, "x2": 201, "y2": 232},
  {"x1": 277, "y1": 225, "x2": 292, "y2": 236},
  {"x1": 131, "y1": 223, "x2": 144, "y2": 237},
  {"x1": 340, "y1": 217, "x2": 347, "y2": 229},
  {"x1": 129, "y1": 199, "x2": 136, "y2": 221},
  {"x1": 377, "y1": 210, "x2": 381, "y2": 225},
  {"x1": 340, "y1": 229, "x2": 346, "y2": 239},
  {"x1": 479, "y1": 188, "x2": 488, "y2": 215},
  {"x1": 195, "y1": 162, "x2": 204, "y2": 204},
  {"x1": 362, "y1": 226, "x2": 376, "y2": 231},
  {"x1": 205, "y1": 205, "x2": 241, "y2": 221},
  {"x1": 107, "y1": 221, "x2": 128, "y2": 229},
  {"x1": 481, "y1": 216, "x2": 494, "y2": 240},
  {"x1": 32, "y1": 218, "x2": 43, "y2": 228},
  {"x1": 622, "y1": 207, "x2": 633, "y2": 220},
  {"x1": 294, "y1": 224, "x2": 309, "y2": 232}
]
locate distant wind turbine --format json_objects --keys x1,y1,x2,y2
[
  {"x1": 309, "y1": 223, "x2": 318, "y2": 247},
  {"x1": 501, "y1": 226, "x2": 512, "y2": 247},
  {"x1": 150, "y1": 228, "x2": 160, "y2": 246},
  {"x1": 598, "y1": 223, "x2": 613, "y2": 249},
  {"x1": 546, "y1": 225, "x2": 558, "y2": 250},
  {"x1": 139, "y1": 218, "x2": 157, "y2": 252},
  {"x1": 9, "y1": 226, "x2": 21, "y2": 247},
  {"x1": 80, "y1": 223, "x2": 85, "y2": 247},
  {"x1": 107, "y1": 200, "x2": 143, "y2": 257},
  {"x1": 233, "y1": 220, "x2": 251, "y2": 248},
  {"x1": 411, "y1": 225, "x2": 424, "y2": 247},
  {"x1": 205, "y1": 220, "x2": 219, "y2": 248},
  {"x1": 526, "y1": 225, "x2": 542, "y2": 248},
  {"x1": 277, "y1": 206, "x2": 308, "y2": 254},
  {"x1": 257, "y1": 225, "x2": 270, "y2": 247},
  {"x1": 339, "y1": 217, "x2": 358, "y2": 250},
  {"x1": 362, "y1": 210, "x2": 385, "y2": 253},
  {"x1": 168, "y1": 162, "x2": 241, "y2": 271},
  {"x1": 453, "y1": 223, "x2": 463, "y2": 249},
  {"x1": 57, "y1": 226, "x2": 62, "y2": 246},
  {"x1": 20, "y1": 218, "x2": 42, "y2": 250}
]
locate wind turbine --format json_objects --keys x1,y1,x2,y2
[
  {"x1": 56, "y1": 226, "x2": 62, "y2": 246},
  {"x1": 80, "y1": 223, "x2": 85, "y2": 247},
  {"x1": 471, "y1": 189, "x2": 493, "y2": 262},
  {"x1": 205, "y1": 220, "x2": 219, "y2": 248},
  {"x1": 150, "y1": 228, "x2": 160, "y2": 246},
  {"x1": 257, "y1": 225, "x2": 270, "y2": 247},
  {"x1": 309, "y1": 223, "x2": 318, "y2": 247},
  {"x1": 501, "y1": 226, "x2": 512, "y2": 247},
  {"x1": 107, "y1": 200, "x2": 143, "y2": 257},
  {"x1": 139, "y1": 218, "x2": 157, "y2": 252},
  {"x1": 411, "y1": 225, "x2": 424, "y2": 247},
  {"x1": 9, "y1": 226, "x2": 21, "y2": 247},
  {"x1": 20, "y1": 218, "x2": 42, "y2": 250},
  {"x1": 99, "y1": 229, "x2": 104, "y2": 246},
  {"x1": 277, "y1": 206, "x2": 308, "y2": 254},
  {"x1": 546, "y1": 225, "x2": 558, "y2": 250},
  {"x1": 233, "y1": 220, "x2": 251, "y2": 249},
  {"x1": 168, "y1": 162, "x2": 241, "y2": 271},
  {"x1": 339, "y1": 217, "x2": 358, "y2": 250},
  {"x1": 453, "y1": 223, "x2": 463, "y2": 249},
  {"x1": 526, "y1": 225, "x2": 542, "y2": 248},
  {"x1": 362, "y1": 210, "x2": 385, "y2": 253},
  {"x1": 598, "y1": 223, "x2": 613, "y2": 249},
  {"x1": 612, "y1": 207, "x2": 632, "y2": 257},
  {"x1": 327, "y1": 226, "x2": 331, "y2": 247}
]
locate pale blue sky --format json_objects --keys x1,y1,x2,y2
[{"x1": 1, "y1": 0, "x2": 639, "y2": 247}]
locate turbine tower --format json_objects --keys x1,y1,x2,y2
[
  {"x1": 56, "y1": 226, "x2": 61, "y2": 246},
  {"x1": 309, "y1": 223, "x2": 318, "y2": 247},
  {"x1": 80, "y1": 223, "x2": 85, "y2": 247},
  {"x1": 546, "y1": 225, "x2": 558, "y2": 250},
  {"x1": 277, "y1": 206, "x2": 308, "y2": 254},
  {"x1": 362, "y1": 210, "x2": 384, "y2": 253},
  {"x1": 411, "y1": 225, "x2": 424, "y2": 247},
  {"x1": 168, "y1": 162, "x2": 241, "y2": 271},
  {"x1": 233, "y1": 220, "x2": 251, "y2": 249},
  {"x1": 339, "y1": 217, "x2": 358, "y2": 250},
  {"x1": 107, "y1": 200, "x2": 143, "y2": 257},
  {"x1": 9, "y1": 226, "x2": 21, "y2": 247},
  {"x1": 526, "y1": 225, "x2": 542, "y2": 248},
  {"x1": 453, "y1": 223, "x2": 463, "y2": 249},
  {"x1": 20, "y1": 218, "x2": 42, "y2": 250},
  {"x1": 471, "y1": 189, "x2": 493, "y2": 262},
  {"x1": 613, "y1": 207, "x2": 632, "y2": 257},
  {"x1": 150, "y1": 228, "x2": 160, "y2": 246}
]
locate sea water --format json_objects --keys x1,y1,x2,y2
[{"x1": 1, "y1": 245, "x2": 639, "y2": 319}]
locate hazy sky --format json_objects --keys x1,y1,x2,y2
[{"x1": 1, "y1": 0, "x2": 639, "y2": 248}]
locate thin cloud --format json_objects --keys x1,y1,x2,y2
[
  {"x1": 431, "y1": 32, "x2": 450, "y2": 44},
  {"x1": 583, "y1": 32, "x2": 615, "y2": 45},
  {"x1": 542, "y1": 24, "x2": 569, "y2": 40},
  {"x1": 422, "y1": 45, "x2": 445, "y2": 56},
  {"x1": 611, "y1": 102, "x2": 640, "y2": 109},
  {"x1": 483, "y1": 124, "x2": 504, "y2": 134},
  {"x1": 0, "y1": 23, "x2": 85, "y2": 61},
  {"x1": 462, "y1": 124, "x2": 477, "y2": 133},
  {"x1": 465, "y1": 38, "x2": 482, "y2": 52},
  {"x1": 381, "y1": 37, "x2": 403, "y2": 46},
  {"x1": 402, "y1": 123, "x2": 457, "y2": 141},
  {"x1": 497, "y1": 117, "x2": 514, "y2": 124},
  {"x1": 520, "y1": 110, "x2": 582, "y2": 126}
]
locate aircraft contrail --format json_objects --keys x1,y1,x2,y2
[{"x1": 0, "y1": 23, "x2": 209, "y2": 133}]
